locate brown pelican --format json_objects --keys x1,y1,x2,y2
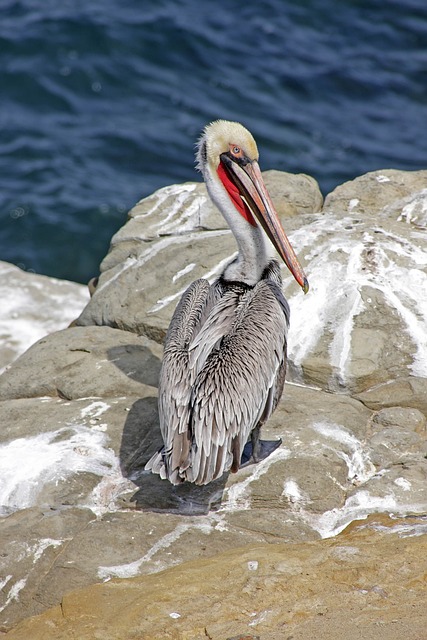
[{"x1": 146, "y1": 120, "x2": 308, "y2": 485}]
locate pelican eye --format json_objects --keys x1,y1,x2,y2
[{"x1": 229, "y1": 144, "x2": 242, "y2": 156}]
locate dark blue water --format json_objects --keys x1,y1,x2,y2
[{"x1": 1, "y1": 0, "x2": 426, "y2": 283}]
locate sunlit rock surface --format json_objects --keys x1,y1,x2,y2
[
  {"x1": 0, "y1": 169, "x2": 426, "y2": 635},
  {"x1": 6, "y1": 516, "x2": 427, "y2": 640},
  {"x1": 76, "y1": 169, "x2": 427, "y2": 407},
  {"x1": 76, "y1": 171, "x2": 323, "y2": 341},
  {"x1": 292, "y1": 169, "x2": 427, "y2": 399},
  {"x1": 0, "y1": 261, "x2": 89, "y2": 373}
]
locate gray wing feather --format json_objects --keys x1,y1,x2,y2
[
  {"x1": 146, "y1": 279, "x2": 211, "y2": 482},
  {"x1": 147, "y1": 274, "x2": 289, "y2": 485},
  {"x1": 186, "y1": 280, "x2": 288, "y2": 484},
  {"x1": 188, "y1": 288, "x2": 239, "y2": 375}
]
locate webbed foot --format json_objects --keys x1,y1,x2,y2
[{"x1": 240, "y1": 438, "x2": 282, "y2": 466}]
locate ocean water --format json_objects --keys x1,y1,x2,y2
[{"x1": 1, "y1": 0, "x2": 426, "y2": 283}]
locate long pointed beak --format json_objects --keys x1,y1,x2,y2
[{"x1": 221, "y1": 155, "x2": 309, "y2": 293}]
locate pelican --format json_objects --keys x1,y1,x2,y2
[{"x1": 146, "y1": 120, "x2": 308, "y2": 485}]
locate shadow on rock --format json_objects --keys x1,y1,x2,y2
[
  {"x1": 107, "y1": 344, "x2": 161, "y2": 387},
  {"x1": 119, "y1": 397, "x2": 227, "y2": 515}
]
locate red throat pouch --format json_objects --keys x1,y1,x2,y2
[{"x1": 217, "y1": 162, "x2": 257, "y2": 227}]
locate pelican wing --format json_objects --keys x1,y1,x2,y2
[
  {"x1": 188, "y1": 286, "x2": 242, "y2": 375},
  {"x1": 147, "y1": 278, "x2": 210, "y2": 481},
  {"x1": 148, "y1": 275, "x2": 289, "y2": 485},
  {"x1": 186, "y1": 279, "x2": 289, "y2": 484}
]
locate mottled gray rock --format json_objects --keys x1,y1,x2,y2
[
  {"x1": 1, "y1": 361, "x2": 426, "y2": 629},
  {"x1": 0, "y1": 260, "x2": 89, "y2": 372},
  {"x1": 371, "y1": 406, "x2": 426, "y2": 433},
  {"x1": 75, "y1": 169, "x2": 427, "y2": 405},
  {"x1": 369, "y1": 427, "x2": 427, "y2": 467},
  {"x1": 323, "y1": 168, "x2": 427, "y2": 222},
  {"x1": 0, "y1": 325, "x2": 162, "y2": 401},
  {"x1": 289, "y1": 169, "x2": 427, "y2": 396},
  {"x1": 355, "y1": 376, "x2": 427, "y2": 415},
  {"x1": 1, "y1": 169, "x2": 427, "y2": 633},
  {"x1": 75, "y1": 171, "x2": 323, "y2": 341},
  {"x1": 0, "y1": 507, "x2": 95, "y2": 625}
]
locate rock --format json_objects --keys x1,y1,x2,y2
[
  {"x1": 0, "y1": 325, "x2": 162, "y2": 401},
  {"x1": 0, "y1": 507, "x2": 95, "y2": 627},
  {"x1": 75, "y1": 171, "x2": 323, "y2": 341},
  {"x1": 323, "y1": 168, "x2": 427, "y2": 223},
  {"x1": 1, "y1": 363, "x2": 426, "y2": 629},
  {"x1": 6, "y1": 516, "x2": 427, "y2": 640},
  {"x1": 74, "y1": 169, "x2": 427, "y2": 406},
  {"x1": 1, "y1": 169, "x2": 427, "y2": 634},
  {"x1": 0, "y1": 261, "x2": 89, "y2": 373},
  {"x1": 355, "y1": 376, "x2": 427, "y2": 415},
  {"x1": 369, "y1": 427, "x2": 427, "y2": 467},
  {"x1": 289, "y1": 169, "x2": 427, "y2": 396},
  {"x1": 370, "y1": 406, "x2": 426, "y2": 433}
]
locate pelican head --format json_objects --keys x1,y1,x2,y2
[
  {"x1": 197, "y1": 120, "x2": 259, "y2": 172},
  {"x1": 196, "y1": 120, "x2": 309, "y2": 293}
]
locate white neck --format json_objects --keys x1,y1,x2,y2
[{"x1": 204, "y1": 165, "x2": 273, "y2": 286}]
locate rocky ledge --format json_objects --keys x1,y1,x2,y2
[
  {"x1": 1, "y1": 168, "x2": 426, "y2": 638},
  {"x1": 6, "y1": 515, "x2": 427, "y2": 640}
]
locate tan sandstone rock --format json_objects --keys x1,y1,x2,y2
[{"x1": 6, "y1": 516, "x2": 427, "y2": 640}]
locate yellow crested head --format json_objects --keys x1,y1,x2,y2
[{"x1": 196, "y1": 120, "x2": 259, "y2": 172}]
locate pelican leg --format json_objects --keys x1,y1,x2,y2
[
  {"x1": 251, "y1": 424, "x2": 262, "y2": 461},
  {"x1": 240, "y1": 424, "x2": 282, "y2": 467}
]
